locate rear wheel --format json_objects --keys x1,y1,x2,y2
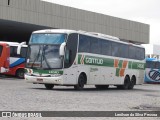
[
  {"x1": 122, "y1": 76, "x2": 130, "y2": 89},
  {"x1": 74, "y1": 74, "x2": 85, "y2": 90},
  {"x1": 128, "y1": 76, "x2": 136, "y2": 89},
  {"x1": 16, "y1": 69, "x2": 24, "y2": 79},
  {"x1": 44, "y1": 84, "x2": 54, "y2": 90},
  {"x1": 95, "y1": 85, "x2": 109, "y2": 89},
  {"x1": 117, "y1": 76, "x2": 130, "y2": 90}
]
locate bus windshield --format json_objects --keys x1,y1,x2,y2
[
  {"x1": 27, "y1": 33, "x2": 67, "y2": 69},
  {"x1": 27, "y1": 45, "x2": 62, "y2": 69},
  {"x1": 29, "y1": 33, "x2": 66, "y2": 44}
]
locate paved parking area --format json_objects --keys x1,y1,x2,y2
[{"x1": 0, "y1": 76, "x2": 160, "y2": 119}]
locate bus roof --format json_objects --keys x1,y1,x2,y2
[
  {"x1": 32, "y1": 29, "x2": 75, "y2": 34},
  {"x1": 0, "y1": 41, "x2": 19, "y2": 45},
  {"x1": 32, "y1": 29, "x2": 144, "y2": 48},
  {"x1": 0, "y1": 41, "x2": 27, "y2": 47}
]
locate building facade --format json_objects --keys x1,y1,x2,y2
[{"x1": 0, "y1": 0, "x2": 149, "y2": 43}]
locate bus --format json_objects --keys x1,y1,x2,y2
[
  {"x1": 145, "y1": 58, "x2": 160, "y2": 83},
  {"x1": 25, "y1": 29, "x2": 145, "y2": 90},
  {"x1": 0, "y1": 43, "x2": 10, "y2": 73},
  {"x1": 0, "y1": 41, "x2": 27, "y2": 78}
]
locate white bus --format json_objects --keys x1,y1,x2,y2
[{"x1": 25, "y1": 29, "x2": 145, "y2": 90}]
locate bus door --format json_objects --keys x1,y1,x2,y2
[{"x1": 0, "y1": 43, "x2": 10, "y2": 73}]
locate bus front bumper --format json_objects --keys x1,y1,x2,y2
[{"x1": 25, "y1": 75, "x2": 64, "y2": 85}]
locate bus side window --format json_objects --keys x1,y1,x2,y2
[
  {"x1": 136, "y1": 47, "x2": 145, "y2": 60},
  {"x1": 155, "y1": 62, "x2": 160, "y2": 69},
  {"x1": 146, "y1": 61, "x2": 155, "y2": 68},
  {"x1": 10, "y1": 46, "x2": 18, "y2": 57},
  {"x1": 111, "y1": 42, "x2": 119, "y2": 57},
  {"x1": 20, "y1": 47, "x2": 27, "y2": 58},
  {"x1": 90, "y1": 37, "x2": 100, "y2": 54},
  {"x1": 128, "y1": 46, "x2": 136, "y2": 59},
  {"x1": 120, "y1": 44, "x2": 128, "y2": 58},
  {"x1": 79, "y1": 35, "x2": 90, "y2": 53},
  {"x1": 101, "y1": 39, "x2": 111, "y2": 56}
]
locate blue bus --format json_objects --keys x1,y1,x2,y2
[{"x1": 145, "y1": 58, "x2": 160, "y2": 83}]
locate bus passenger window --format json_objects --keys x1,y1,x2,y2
[{"x1": 20, "y1": 47, "x2": 27, "y2": 58}]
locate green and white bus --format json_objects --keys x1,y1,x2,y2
[{"x1": 25, "y1": 29, "x2": 145, "y2": 90}]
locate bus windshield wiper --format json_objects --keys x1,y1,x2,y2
[{"x1": 41, "y1": 45, "x2": 51, "y2": 69}]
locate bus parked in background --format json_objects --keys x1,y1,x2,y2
[
  {"x1": 145, "y1": 58, "x2": 160, "y2": 83},
  {"x1": 0, "y1": 43, "x2": 10, "y2": 73},
  {"x1": 0, "y1": 41, "x2": 27, "y2": 78},
  {"x1": 25, "y1": 29, "x2": 145, "y2": 90}
]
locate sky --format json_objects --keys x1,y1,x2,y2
[{"x1": 42, "y1": 0, "x2": 160, "y2": 44}]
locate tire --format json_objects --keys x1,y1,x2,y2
[
  {"x1": 16, "y1": 69, "x2": 24, "y2": 79},
  {"x1": 74, "y1": 74, "x2": 85, "y2": 90},
  {"x1": 44, "y1": 84, "x2": 54, "y2": 90},
  {"x1": 128, "y1": 76, "x2": 136, "y2": 89},
  {"x1": 117, "y1": 76, "x2": 130, "y2": 90},
  {"x1": 122, "y1": 76, "x2": 131, "y2": 90},
  {"x1": 95, "y1": 85, "x2": 109, "y2": 89}
]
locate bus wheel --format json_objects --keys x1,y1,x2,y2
[
  {"x1": 95, "y1": 85, "x2": 109, "y2": 89},
  {"x1": 44, "y1": 84, "x2": 54, "y2": 90},
  {"x1": 16, "y1": 69, "x2": 24, "y2": 79},
  {"x1": 128, "y1": 76, "x2": 136, "y2": 89},
  {"x1": 74, "y1": 74, "x2": 85, "y2": 90},
  {"x1": 122, "y1": 76, "x2": 130, "y2": 90}
]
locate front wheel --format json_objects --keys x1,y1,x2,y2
[
  {"x1": 44, "y1": 84, "x2": 54, "y2": 90},
  {"x1": 16, "y1": 69, "x2": 24, "y2": 79},
  {"x1": 74, "y1": 74, "x2": 85, "y2": 90}
]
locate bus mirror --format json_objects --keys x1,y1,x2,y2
[
  {"x1": 17, "y1": 42, "x2": 26, "y2": 54},
  {"x1": 59, "y1": 42, "x2": 66, "y2": 56}
]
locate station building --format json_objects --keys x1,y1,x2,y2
[{"x1": 0, "y1": 0, "x2": 149, "y2": 43}]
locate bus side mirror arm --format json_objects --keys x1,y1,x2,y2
[
  {"x1": 17, "y1": 42, "x2": 26, "y2": 54},
  {"x1": 59, "y1": 42, "x2": 66, "y2": 56}
]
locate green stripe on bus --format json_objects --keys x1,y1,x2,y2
[
  {"x1": 78, "y1": 54, "x2": 145, "y2": 70},
  {"x1": 118, "y1": 60, "x2": 123, "y2": 68},
  {"x1": 116, "y1": 68, "x2": 120, "y2": 76},
  {"x1": 128, "y1": 61, "x2": 132, "y2": 69}
]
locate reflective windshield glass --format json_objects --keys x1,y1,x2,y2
[
  {"x1": 27, "y1": 45, "x2": 62, "y2": 69},
  {"x1": 29, "y1": 33, "x2": 66, "y2": 44}
]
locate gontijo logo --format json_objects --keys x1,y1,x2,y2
[{"x1": 85, "y1": 57, "x2": 103, "y2": 65}]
